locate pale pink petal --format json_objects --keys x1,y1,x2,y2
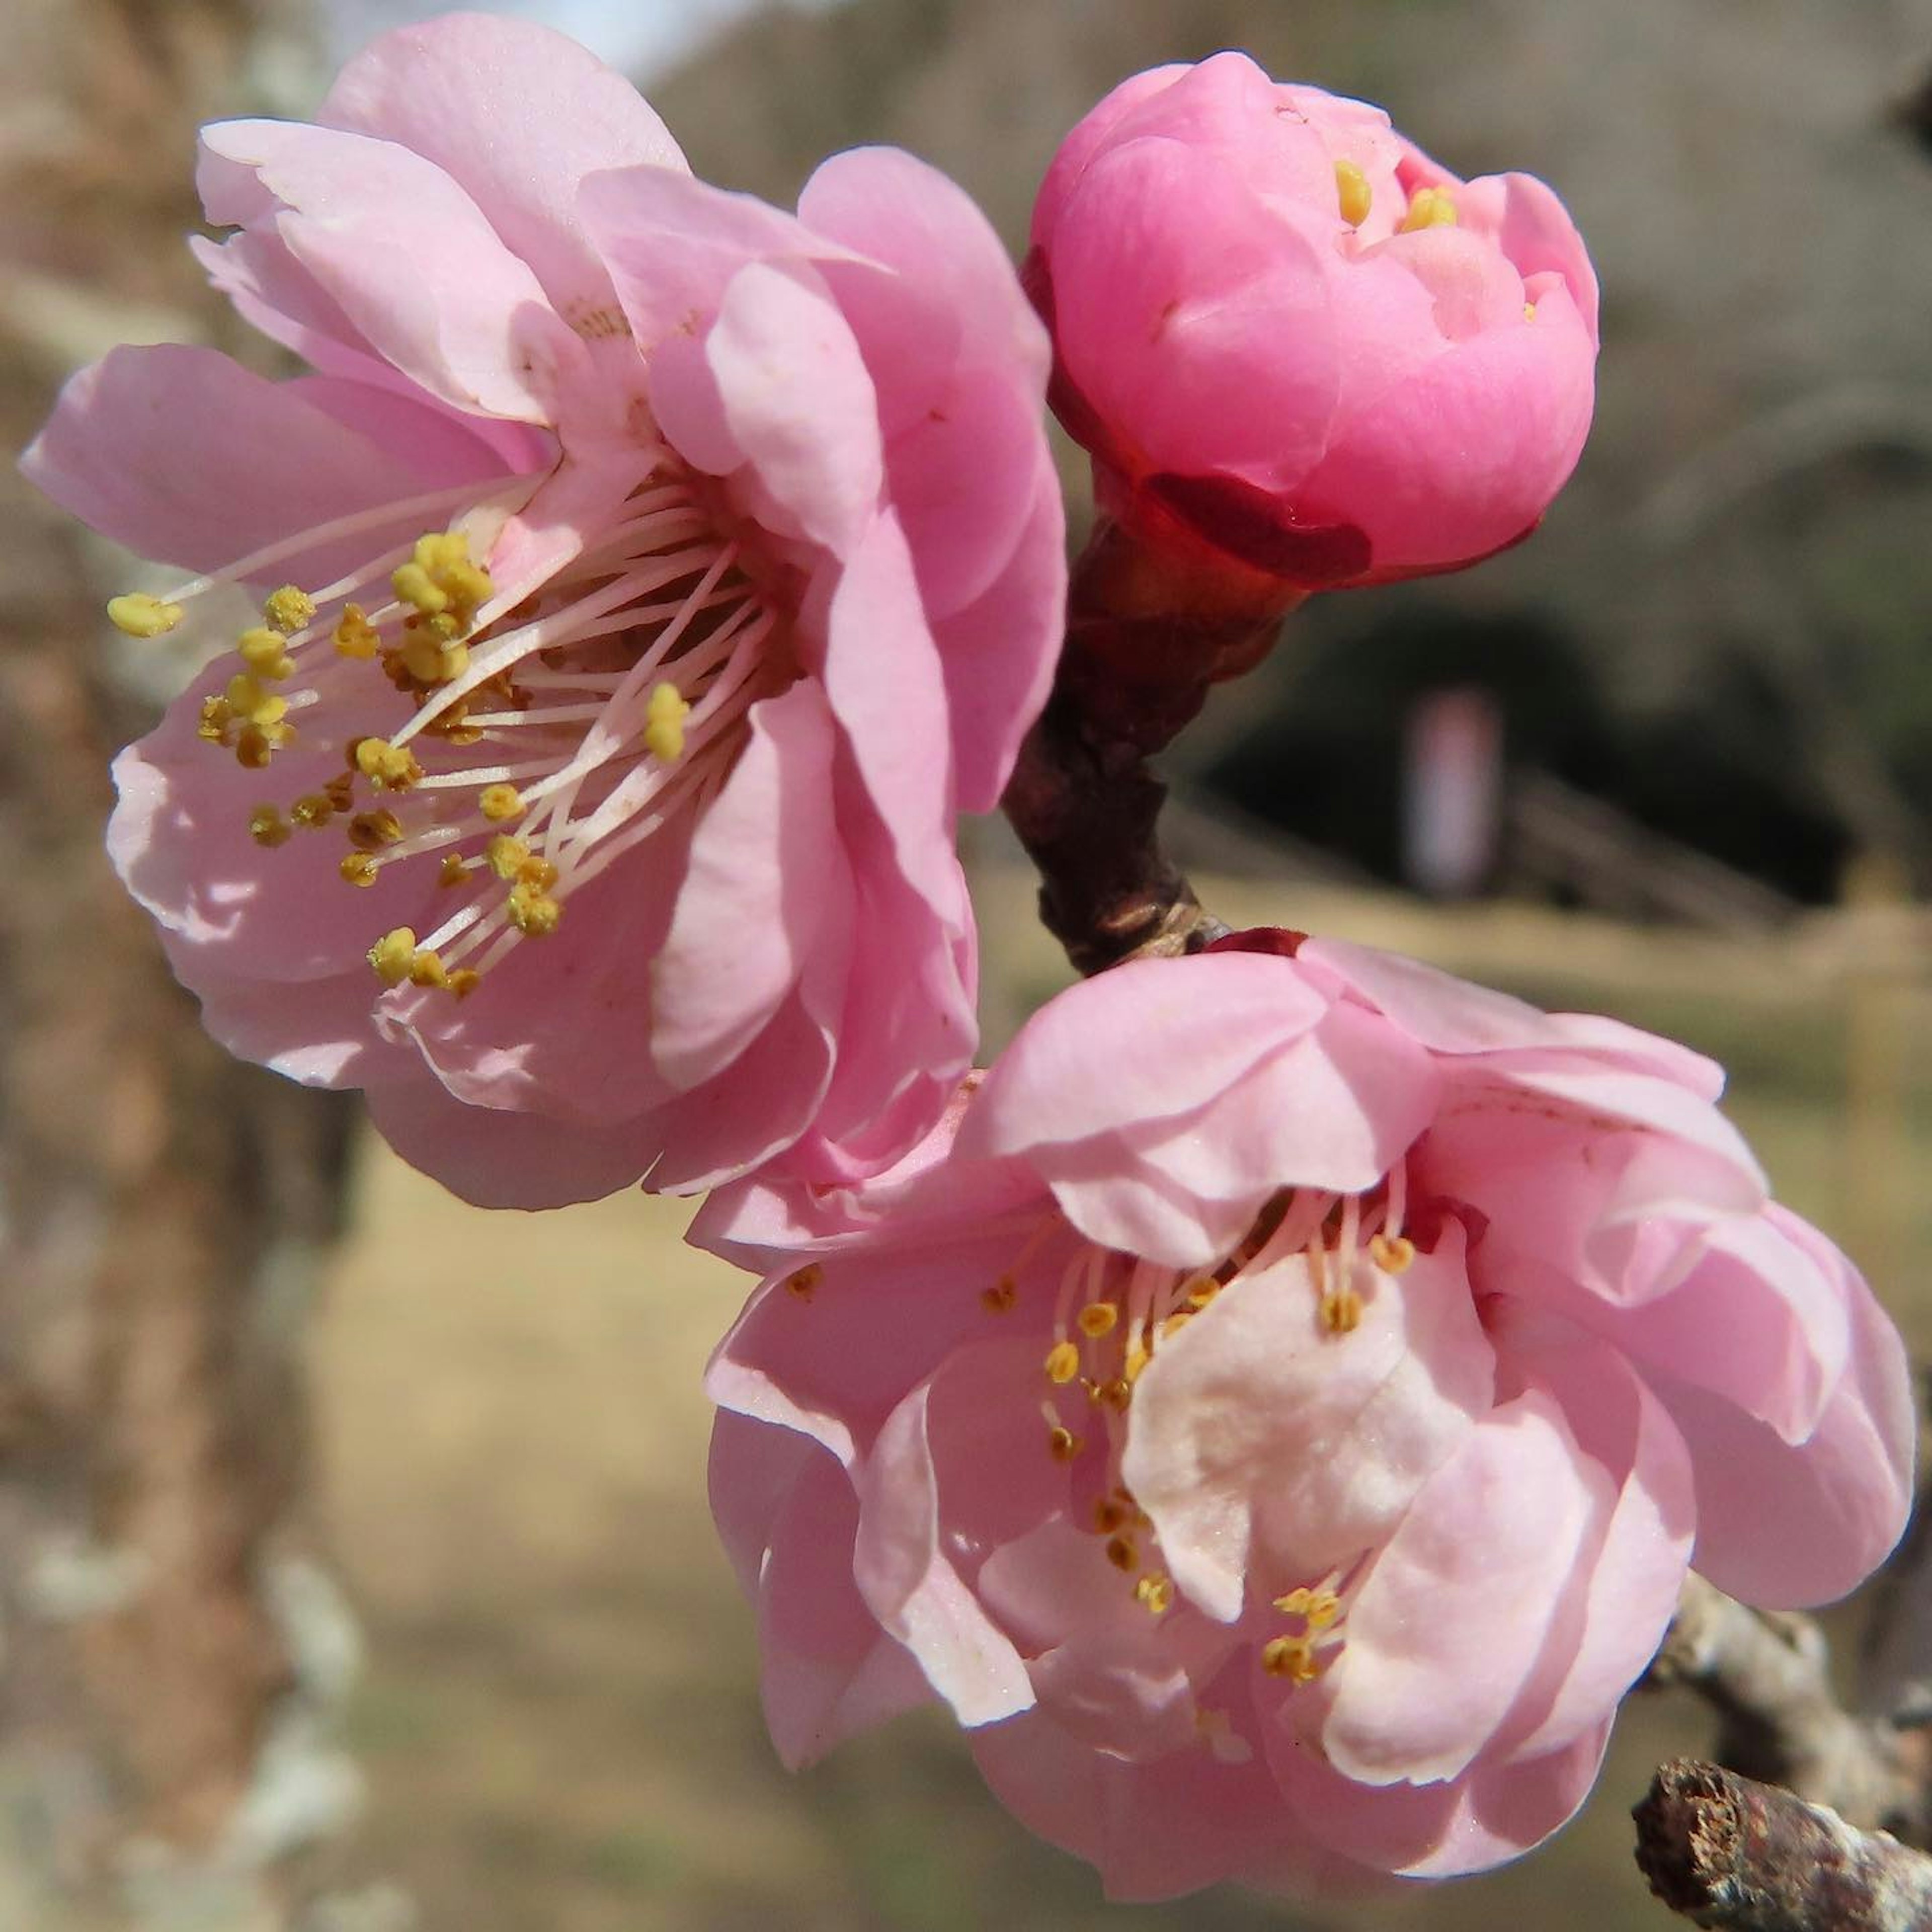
[
  {"x1": 1120, "y1": 998, "x2": 1440, "y2": 1203},
  {"x1": 1495, "y1": 1321, "x2": 1696, "y2": 1759},
  {"x1": 851, "y1": 1379, "x2": 1035, "y2": 1725},
  {"x1": 580, "y1": 164, "x2": 862, "y2": 350},
  {"x1": 1125, "y1": 1233, "x2": 1495, "y2": 1623},
  {"x1": 971, "y1": 1697, "x2": 1315, "y2": 1902},
  {"x1": 363, "y1": 1075, "x2": 666, "y2": 1210},
  {"x1": 1319, "y1": 1388, "x2": 1603, "y2": 1785},
  {"x1": 925, "y1": 443, "x2": 1067, "y2": 812},
  {"x1": 706, "y1": 264, "x2": 883, "y2": 556},
  {"x1": 652, "y1": 682, "x2": 850, "y2": 1090},
  {"x1": 744, "y1": 1434, "x2": 934, "y2": 1768},
  {"x1": 22, "y1": 345, "x2": 459, "y2": 578},
  {"x1": 966, "y1": 952, "x2": 1329, "y2": 1156},
  {"x1": 198, "y1": 119, "x2": 580, "y2": 422},
  {"x1": 321, "y1": 11, "x2": 686, "y2": 318},
  {"x1": 1657, "y1": 1208, "x2": 1913, "y2": 1608}
]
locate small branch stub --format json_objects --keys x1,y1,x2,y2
[{"x1": 1635, "y1": 1758, "x2": 1932, "y2": 1931}]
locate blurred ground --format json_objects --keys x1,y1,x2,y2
[{"x1": 314, "y1": 866, "x2": 1932, "y2": 1932}]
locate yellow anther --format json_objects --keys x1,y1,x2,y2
[
  {"x1": 1157, "y1": 1312, "x2": 1192, "y2": 1343},
  {"x1": 438, "y1": 852, "x2": 470, "y2": 888},
  {"x1": 981, "y1": 1275, "x2": 1018, "y2": 1314},
  {"x1": 447, "y1": 968, "x2": 483, "y2": 999},
  {"x1": 1398, "y1": 185, "x2": 1459, "y2": 232},
  {"x1": 785, "y1": 1264, "x2": 823, "y2": 1302},
  {"x1": 1304, "y1": 1590, "x2": 1341, "y2": 1630},
  {"x1": 248, "y1": 804, "x2": 291, "y2": 848},
  {"x1": 1334, "y1": 156, "x2": 1373, "y2": 226},
  {"x1": 479, "y1": 783, "x2": 523, "y2": 823},
  {"x1": 354, "y1": 737, "x2": 422, "y2": 790},
  {"x1": 108, "y1": 593, "x2": 183, "y2": 638},
  {"x1": 1261, "y1": 1636, "x2": 1319, "y2": 1682},
  {"x1": 517, "y1": 855, "x2": 559, "y2": 892},
  {"x1": 289, "y1": 793, "x2": 337, "y2": 830},
  {"x1": 1043, "y1": 1340, "x2": 1082, "y2": 1385},
  {"x1": 487, "y1": 834, "x2": 531, "y2": 879},
  {"x1": 1095, "y1": 1378, "x2": 1133, "y2": 1411},
  {"x1": 339, "y1": 853, "x2": 379, "y2": 888},
  {"x1": 506, "y1": 883, "x2": 562, "y2": 937},
  {"x1": 264, "y1": 585, "x2": 315, "y2": 635},
  {"x1": 368, "y1": 927, "x2": 417, "y2": 987},
  {"x1": 1076, "y1": 1301, "x2": 1119, "y2": 1339},
  {"x1": 397, "y1": 627, "x2": 465, "y2": 685},
  {"x1": 393, "y1": 531, "x2": 492, "y2": 634},
  {"x1": 334, "y1": 605, "x2": 380, "y2": 660},
  {"x1": 238, "y1": 627, "x2": 296, "y2": 678},
  {"x1": 408, "y1": 948, "x2": 450, "y2": 990},
  {"x1": 1105, "y1": 1533, "x2": 1139, "y2": 1574},
  {"x1": 644, "y1": 681, "x2": 690, "y2": 764},
  {"x1": 1046, "y1": 1425, "x2": 1082, "y2": 1463},
  {"x1": 348, "y1": 809, "x2": 404, "y2": 852},
  {"x1": 224, "y1": 674, "x2": 289, "y2": 730},
  {"x1": 198, "y1": 696, "x2": 233, "y2": 743},
  {"x1": 1092, "y1": 1497, "x2": 1132, "y2": 1535},
  {"x1": 1184, "y1": 1278, "x2": 1220, "y2": 1309},
  {"x1": 390, "y1": 560, "x2": 449, "y2": 618},
  {"x1": 1320, "y1": 1287, "x2": 1363, "y2": 1335},
  {"x1": 1123, "y1": 1338, "x2": 1151, "y2": 1385},
  {"x1": 1135, "y1": 1574, "x2": 1173, "y2": 1616},
  {"x1": 1523, "y1": 302, "x2": 1538, "y2": 323},
  {"x1": 1370, "y1": 1233, "x2": 1416, "y2": 1275}
]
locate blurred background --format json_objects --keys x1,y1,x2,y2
[{"x1": 3, "y1": 0, "x2": 1931, "y2": 1926}]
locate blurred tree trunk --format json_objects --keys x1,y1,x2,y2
[{"x1": 0, "y1": 4, "x2": 370, "y2": 1924}]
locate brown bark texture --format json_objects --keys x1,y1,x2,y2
[{"x1": 0, "y1": 2, "x2": 360, "y2": 1922}]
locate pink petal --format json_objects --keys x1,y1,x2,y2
[
  {"x1": 1319, "y1": 1388, "x2": 1603, "y2": 1785},
  {"x1": 966, "y1": 952, "x2": 1329, "y2": 1156},
  {"x1": 362, "y1": 1074, "x2": 666, "y2": 1210},
  {"x1": 706, "y1": 264, "x2": 883, "y2": 557},
  {"x1": 652, "y1": 681, "x2": 851, "y2": 1091},
  {"x1": 926, "y1": 443, "x2": 1067, "y2": 813},
  {"x1": 742, "y1": 1431, "x2": 934, "y2": 1768},
  {"x1": 1124, "y1": 1232, "x2": 1495, "y2": 1623},
  {"x1": 1046, "y1": 136, "x2": 1340, "y2": 488},
  {"x1": 1658, "y1": 1208, "x2": 1913, "y2": 1608},
  {"x1": 1497, "y1": 1322, "x2": 1696, "y2": 1760},
  {"x1": 1120, "y1": 998, "x2": 1440, "y2": 1203},
  {"x1": 22, "y1": 345, "x2": 462, "y2": 577},
  {"x1": 198, "y1": 119, "x2": 579, "y2": 423},
  {"x1": 970, "y1": 1700, "x2": 1313, "y2": 1902},
  {"x1": 580, "y1": 165, "x2": 861, "y2": 351},
  {"x1": 851, "y1": 1379, "x2": 1035, "y2": 1725},
  {"x1": 320, "y1": 11, "x2": 686, "y2": 319}
]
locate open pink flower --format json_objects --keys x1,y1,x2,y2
[
  {"x1": 23, "y1": 11, "x2": 1064, "y2": 1205},
  {"x1": 1027, "y1": 53, "x2": 1598, "y2": 593},
  {"x1": 698, "y1": 935, "x2": 1911, "y2": 1896}
]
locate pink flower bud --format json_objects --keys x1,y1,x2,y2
[{"x1": 1027, "y1": 53, "x2": 1600, "y2": 595}]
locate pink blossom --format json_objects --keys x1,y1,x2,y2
[
  {"x1": 698, "y1": 935, "x2": 1912, "y2": 1896},
  {"x1": 23, "y1": 11, "x2": 1064, "y2": 1205},
  {"x1": 1027, "y1": 53, "x2": 1599, "y2": 593}
]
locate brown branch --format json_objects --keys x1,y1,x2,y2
[
  {"x1": 1001, "y1": 515, "x2": 1296, "y2": 974},
  {"x1": 1634, "y1": 1759, "x2": 1932, "y2": 1931},
  {"x1": 1646, "y1": 1573, "x2": 1922, "y2": 1833}
]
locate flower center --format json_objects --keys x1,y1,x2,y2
[
  {"x1": 113, "y1": 453, "x2": 785, "y2": 999},
  {"x1": 977, "y1": 1169, "x2": 1416, "y2": 1666}
]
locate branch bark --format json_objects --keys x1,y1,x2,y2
[
  {"x1": 1001, "y1": 515, "x2": 1296, "y2": 974},
  {"x1": 1634, "y1": 1759, "x2": 1932, "y2": 1932},
  {"x1": 1645, "y1": 1573, "x2": 1922, "y2": 1834}
]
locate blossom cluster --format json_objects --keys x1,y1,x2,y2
[{"x1": 25, "y1": 12, "x2": 1913, "y2": 1906}]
